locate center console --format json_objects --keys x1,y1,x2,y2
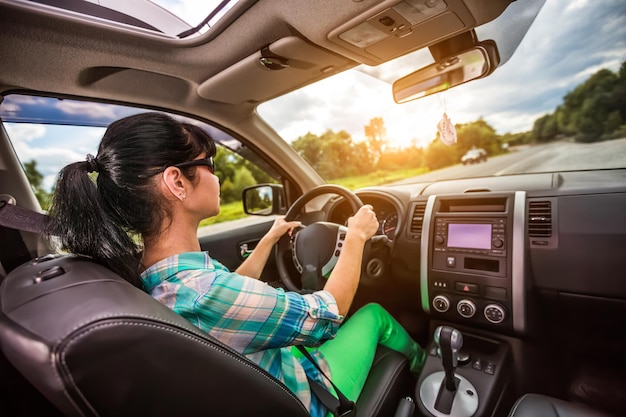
[
  {"x1": 419, "y1": 192, "x2": 527, "y2": 334},
  {"x1": 412, "y1": 192, "x2": 526, "y2": 416}
]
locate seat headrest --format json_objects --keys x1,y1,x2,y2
[{"x1": 0, "y1": 255, "x2": 309, "y2": 417}]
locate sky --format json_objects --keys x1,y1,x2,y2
[
  {"x1": 4, "y1": 0, "x2": 626, "y2": 190},
  {"x1": 257, "y1": 0, "x2": 626, "y2": 148}
]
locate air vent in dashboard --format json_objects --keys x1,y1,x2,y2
[
  {"x1": 528, "y1": 201, "x2": 552, "y2": 237},
  {"x1": 409, "y1": 202, "x2": 427, "y2": 239}
]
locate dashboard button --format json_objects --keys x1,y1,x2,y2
[
  {"x1": 484, "y1": 304, "x2": 506, "y2": 324},
  {"x1": 433, "y1": 295, "x2": 450, "y2": 313},
  {"x1": 457, "y1": 299, "x2": 476, "y2": 318},
  {"x1": 455, "y1": 282, "x2": 478, "y2": 294},
  {"x1": 484, "y1": 361, "x2": 496, "y2": 375}
]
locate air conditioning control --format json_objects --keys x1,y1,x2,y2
[
  {"x1": 432, "y1": 295, "x2": 450, "y2": 313},
  {"x1": 457, "y1": 299, "x2": 476, "y2": 318},
  {"x1": 484, "y1": 303, "x2": 506, "y2": 324}
]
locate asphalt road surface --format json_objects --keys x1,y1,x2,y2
[{"x1": 395, "y1": 138, "x2": 626, "y2": 184}]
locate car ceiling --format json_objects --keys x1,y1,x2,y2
[{"x1": 0, "y1": 0, "x2": 513, "y2": 129}]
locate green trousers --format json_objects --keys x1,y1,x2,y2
[{"x1": 315, "y1": 303, "x2": 425, "y2": 402}]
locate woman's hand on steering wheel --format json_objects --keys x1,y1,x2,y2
[
  {"x1": 346, "y1": 205, "x2": 379, "y2": 243},
  {"x1": 264, "y1": 216, "x2": 302, "y2": 245}
]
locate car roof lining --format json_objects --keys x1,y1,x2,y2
[{"x1": 0, "y1": 0, "x2": 521, "y2": 142}]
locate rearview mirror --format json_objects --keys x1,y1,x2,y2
[
  {"x1": 242, "y1": 184, "x2": 285, "y2": 215},
  {"x1": 392, "y1": 43, "x2": 499, "y2": 103}
]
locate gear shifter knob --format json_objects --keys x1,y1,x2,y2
[{"x1": 434, "y1": 326, "x2": 463, "y2": 391}]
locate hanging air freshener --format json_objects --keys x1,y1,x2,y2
[
  {"x1": 437, "y1": 112, "x2": 457, "y2": 146},
  {"x1": 436, "y1": 94, "x2": 456, "y2": 146}
]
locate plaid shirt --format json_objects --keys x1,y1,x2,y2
[{"x1": 140, "y1": 251, "x2": 344, "y2": 417}]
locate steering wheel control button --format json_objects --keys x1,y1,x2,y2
[
  {"x1": 432, "y1": 295, "x2": 450, "y2": 313},
  {"x1": 457, "y1": 299, "x2": 476, "y2": 318},
  {"x1": 484, "y1": 304, "x2": 506, "y2": 324},
  {"x1": 455, "y1": 282, "x2": 478, "y2": 294}
]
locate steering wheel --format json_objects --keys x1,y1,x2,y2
[{"x1": 276, "y1": 185, "x2": 363, "y2": 292}]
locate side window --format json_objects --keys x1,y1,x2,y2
[{"x1": 1, "y1": 94, "x2": 278, "y2": 228}]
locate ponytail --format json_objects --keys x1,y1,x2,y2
[{"x1": 46, "y1": 157, "x2": 142, "y2": 287}]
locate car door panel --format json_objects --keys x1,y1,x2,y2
[{"x1": 198, "y1": 217, "x2": 280, "y2": 283}]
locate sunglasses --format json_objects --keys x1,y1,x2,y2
[{"x1": 172, "y1": 156, "x2": 214, "y2": 174}]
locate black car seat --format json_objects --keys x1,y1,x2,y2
[{"x1": 0, "y1": 254, "x2": 411, "y2": 417}]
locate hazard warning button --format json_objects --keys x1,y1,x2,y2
[{"x1": 455, "y1": 282, "x2": 478, "y2": 294}]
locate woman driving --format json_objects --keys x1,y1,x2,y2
[{"x1": 47, "y1": 112, "x2": 425, "y2": 417}]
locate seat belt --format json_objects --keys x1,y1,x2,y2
[
  {"x1": 0, "y1": 199, "x2": 48, "y2": 274},
  {"x1": 296, "y1": 345, "x2": 356, "y2": 417},
  {"x1": 0, "y1": 199, "x2": 49, "y2": 234}
]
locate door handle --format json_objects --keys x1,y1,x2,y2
[{"x1": 240, "y1": 243, "x2": 254, "y2": 259}]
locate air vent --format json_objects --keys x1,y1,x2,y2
[
  {"x1": 409, "y1": 202, "x2": 427, "y2": 238},
  {"x1": 528, "y1": 201, "x2": 552, "y2": 237}
]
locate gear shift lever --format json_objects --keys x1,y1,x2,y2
[
  {"x1": 419, "y1": 326, "x2": 478, "y2": 417},
  {"x1": 434, "y1": 326, "x2": 463, "y2": 391}
]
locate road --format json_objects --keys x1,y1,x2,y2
[{"x1": 394, "y1": 138, "x2": 626, "y2": 184}]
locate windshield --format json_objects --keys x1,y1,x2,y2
[{"x1": 258, "y1": 0, "x2": 626, "y2": 185}]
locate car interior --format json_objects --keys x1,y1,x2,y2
[{"x1": 0, "y1": 0, "x2": 625, "y2": 416}]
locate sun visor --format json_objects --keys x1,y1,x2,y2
[{"x1": 197, "y1": 36, "x2": 355, "y2": 104}]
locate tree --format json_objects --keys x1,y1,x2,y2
[
  {"x1": 292, "y1": 132, "x2": 324, "y2": 172},
  {"x1": 532, "y1": 113, "x2": 558, "y2": 143},
  {"x1": 560, "y1": 67, "x2": 620, "y2": 142},
  {"x1": 456, "y1": 119, "x2": 500, "y2": 155},
  {"x1": 292, "y1": 129, "x2": 374, "y2": 179},
  {"x1": 23, "y1": 160, "x2": 51, "y2": 210},
  {"x1": 423, "y1": 138, "x2": 457, "y2": 170},
  {"x1": 220, "y1": 166, "x2": 256, "y2": 203},
  {"x1": 364, "y1": 117, "x2": 387, "y2": 161}
]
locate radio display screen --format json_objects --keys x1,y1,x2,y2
[{"x1": 447, "y1": 223, "x2": 492, "y2": 249}]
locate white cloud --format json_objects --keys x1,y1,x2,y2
[
  {"x1": 55, "y1": 101, "x2": 119, "y2": 119},
  {"x1": 6, "y1": 123, "x2": 104, "y2": 191},
  {"x1": 5, "y1": 124, "x2": 46, "y2": 143}
]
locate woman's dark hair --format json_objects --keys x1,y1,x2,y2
[{"x1": 46, "y1": 112, "x2": 216, "y2": 287}]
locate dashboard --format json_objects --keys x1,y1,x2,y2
[
  {"x1": 328, "y1": 193, "x2": 401, "y2": 239},
  {"x1": 326, "y1": 170, "x2": 626, "y2": 336}
]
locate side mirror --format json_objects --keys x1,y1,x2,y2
[
  {"x1": 392, "y1": 41, "x2": 499, "y2": 104},
  {"x1": 242, "y1": 184, "x2": 285, "y2": 215}
]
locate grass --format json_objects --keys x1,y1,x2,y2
[
  {"x1": 201, "y1": 167, "x2": 429, "y2": 226},
  {"x1": 331, "y1": 167, "x2": 428, "y2": 189},
  {"x1": 199, "y1": 200, "x2": 245, "y2": 227}
]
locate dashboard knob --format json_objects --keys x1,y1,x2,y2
[
  {"x1": 432, "y1": 295, "x2": 450, "y2": 313},
  {"x1": 457, "y1": 299, "x2": 476, "y2": 318},
  {"x1": 492, "y1": 238, "x2": 504, "y2": 248},
  {"x1": 435, "y1": 235, "x2": 445, "y2": 245},
  {"x1": 484, "y1": 303, "x2": 506, "y2": 324}
]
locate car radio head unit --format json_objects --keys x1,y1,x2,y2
[{"x1": 434, "y1": 217, "x2": 506, "y2": 257}]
